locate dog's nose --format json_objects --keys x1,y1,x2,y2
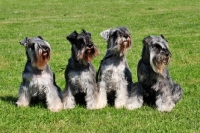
[
  {"x1": 41, "y1": 46, "x2": 49, "y2": 51},
  {"x1": 87, "y1": 43, "x2": 93, "y2": 48},
  {"x1": 165, "y1": 51, "x2": 171, "y2": 56},
  {"x1": 165, "y1": 51, "x2": 168, "y2": 56}
]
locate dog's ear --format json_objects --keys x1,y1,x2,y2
[
  {"x1": 100, "y1": 29, "x2": 111, "y2": 41},
  {"x1": 142, "y1": 36, "x2": 152, "y2": 45},
  {"x1": 19, "y1": 37, "x2": 30, "y2": 47},
  {"x1": 160, "y1": 34, "x2": 168, "y2": 42},
  {"x1": 66, "y1": 31, "x2": 78, "y2": 43},
  {"x1": 82, "y1": 29, "x2": 91, "y2": 37},
  {"x1": 37, "y1": 36, "x2": 44, "y2": 40}
]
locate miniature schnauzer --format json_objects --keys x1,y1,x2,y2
[
  {"x1": 16, "y1": 36, "x2": 63, "y2": 112},
  {"x1": 62, "y1": 29, "x2": 100, "y2": 109},
  {"x1": 97, "y1": 27, "x2": 133, "y2": 108},
  {"x1": 126, "y1": 35, "x2": 183, "y2": 112}
]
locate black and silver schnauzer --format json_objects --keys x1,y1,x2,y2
[
  {"x1": 126, "y1": 35, "x2": 183, "y2": 112},
  {"x1": 16, "y1": 36, "x2": 63, "y2": 112},
  {"x1": 62, "y1": 30, "x2": 100, "y2": 109},
  {"x1": 97, "y1": 27, "x2": 133, "y2": 108}
]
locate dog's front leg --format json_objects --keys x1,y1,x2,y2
[
  {"x1": 62, "y1": 86, "x2": 75, "y2": 109},
  {"x1": 16, "y1": 84, "x2": 31, "y2": 107},
  {"x1": 85, "y1": 84, "x2": 99, "y2": 109},
  {"x1": 97, "y1": 81, "x2": 107, "y2": 109},
  {"x1": 155, "y1": 88, "x2": 175, "y2": 112},
  {"x1": 115, "y1": 81, "x2": 128, "y2": 108},
  {"x1": 126, "y1": 82, "x2": 143, "y2": 110},
  {"x1": 45, "y1": 85, "x2": 63, "y2": 112}
]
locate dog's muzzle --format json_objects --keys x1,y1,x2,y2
[
  {"x1": 87, "y1": 43, "x2": 94, "y2": 49},
  {"x1": 38, "y1": 44, "x2": 50, "y2": 56},
  {"x1": 85, "y1": 44, "x2": 94, "y2": 54},
  {"x1": 162, "y1": 51, "x2": 171, "y2": 65}
]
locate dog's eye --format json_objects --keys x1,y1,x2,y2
[
  {"x1": 123, "y1": 34, "x2": 129, "y2": 39},
  {"x1": 113, "y1": 31, "x2": 118, "y2": 38},
  {"x1": 42, "y1": 46, "x2": 48, "y2": 50},
  {"x1": 78, "y1": 38, "x2": 84, "y2": 44},
  {"x1": 29, "y1": 43, "x2": 35, "y2": 50},
  {"x1": 153, "y1": 44, "x2": 162, "y2": 49},
  {"x1": 77, "y1": 38, "x2": 85, "y2": 48}
]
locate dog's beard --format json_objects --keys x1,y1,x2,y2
[
  {"x1": 32, "y1": 47, "x2": 50, "y2": 70},
  {"x1": 150, "y1": 51, "x2": 170, "y2": 75},
  {"x1": 76, "y1": 46, "x2": 99, "y2": 65},
  {"x1": 113, "y1": 36, "x2": 132, "y2": 56}
]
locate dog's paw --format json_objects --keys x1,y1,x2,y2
[
  {"x1": 62, "y1": 96, "x2": 76, "y2": 109},
  {"x1": 115, "y1": 102, "x2": 126, "y2": 109},
  {"x1": 63, "y1": 103, "x2": 75, "y2": 109},
  {"x1": 49, "y1": 107, "x2": 62, "y2": 112},
  {"x1": 126, "y1": 102, "x2": 142, "y2": 110},
  {"x1": 95, "y1": 99, "x2": 107, "y2": 109},
  {"x1": 96, "y1": 103, "x2": 107, "y2": 109},
  {"x1": 48, "y1": 103, "x2": 63, "y2": 112},
  {"x1": 15, "y1": 101, "x2": 29, "y2": 107},
  {"x1": 87, "y1": 105, "x2": 99, "y2": 110},
  {"x1": 157, "y1": 104, "x2": 174, "y2": 112},
  {"x1": 156, "y1": 99, "x2": 175, "y2": 112},
  {"x1": 125, "y1": 96, "x2": 143, "y2": 110}
]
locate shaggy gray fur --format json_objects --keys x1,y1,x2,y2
[
  {"x1": 97, "y1": 27, "x2": 133, "y2": 108},
  {"x1": 126, "y1": 35, "x2": 183, "y2": 112},
  {"x1": 16, "y1": 36, "x2": 63, "y2": 112},
  {"x1": 62, "y1": 30, "x2": 100, "y2": 109}
]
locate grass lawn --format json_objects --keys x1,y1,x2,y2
[{"x1": 0, "y1": 0, "x2": 200, "y2": 132}]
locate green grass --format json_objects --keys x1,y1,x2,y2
[{"x1": 0, "y1": 0, "x2": 200, "y2": 132}]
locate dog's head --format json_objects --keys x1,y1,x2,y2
[
  {"x1": 142, "y1": 35, "x2": 171, "y2": 74},
  {"x1": 20, "y1": 36, "x2": 51, "y2": 70},
  {"x1": 66, "y1": 29, "x2": 99, "y2": 65},
  {"x1": 100, "y1": 27, "x2": 132, "y2": 56}
]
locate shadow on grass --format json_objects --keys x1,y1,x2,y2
[
  {"x1": 0, "y1": 94, "x2": 88, "y2": 109},
  {"x1": 0, "y1": 95, "x2": 47, "y2": 108},
  {"x1": 0, "y1": 95, "x2": 17, "y2": 105}
]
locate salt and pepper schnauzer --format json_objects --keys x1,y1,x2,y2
[
  {"x1": 16, "y1": 36, "x2": 63, "y2": 112},
  {"x1": 126, "y1": 35, "x2": 183, "y2": 112},
  {"x1": 62, "y1": 30, "x2": 100, "y2": 109},
  {"x1": 97, "y1": 27, "x2": 133, "y2": 108}
]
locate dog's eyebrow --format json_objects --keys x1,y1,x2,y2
[{"x1": 153, "y1": 42, "x2": 168, "y2": 49}]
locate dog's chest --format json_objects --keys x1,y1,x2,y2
[
  {"x1": 101, "y1": 61, "x2": 126, "y2": 90},
  {"x1": 68, "y1": 70, "x2": 93, "y2": 92},
  {"x1": 23, "y1": 71, "x2": 52, "y2": 89}
]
